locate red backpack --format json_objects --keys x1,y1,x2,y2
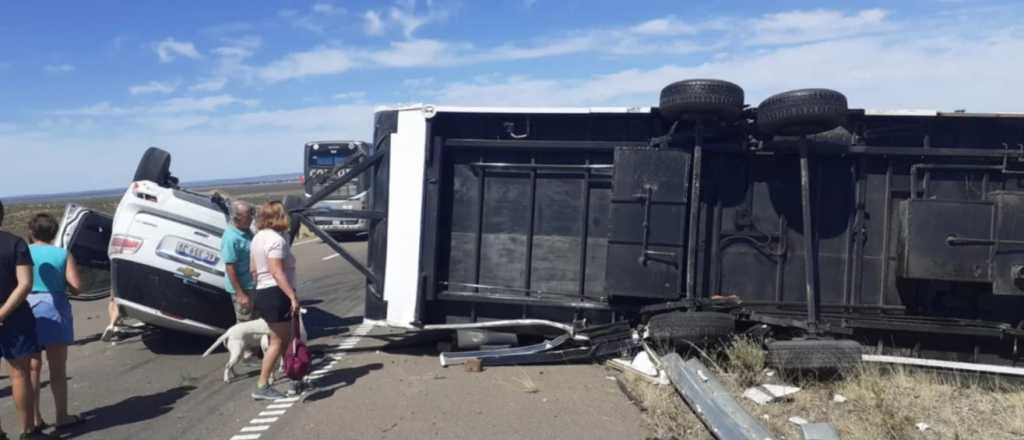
[{"x1": 284, "y1": 314, "x2": 311, "y2": 381}]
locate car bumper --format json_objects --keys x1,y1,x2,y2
[{"x1": 112, "y1": 258, "x2": 235, "y2": 334}]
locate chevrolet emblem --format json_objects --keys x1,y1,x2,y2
[{"x1": 177, "y1": 267, "x2": 201, "y2": 279}]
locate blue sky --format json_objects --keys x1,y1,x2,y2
[{"x1": 2, "y1": 0, "x2": 1024, "y2": 196}]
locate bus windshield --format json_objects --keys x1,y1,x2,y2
[{"x1": 305, "y1": 143, "x2": 366, "y2": 200}]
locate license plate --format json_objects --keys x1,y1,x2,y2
[{"x1": 174, "y1": 241, "x2": 219, "y2": 266}]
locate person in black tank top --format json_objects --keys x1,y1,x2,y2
[{"x1": 0, "y1": 200, "x2": 48, "y2": 439}]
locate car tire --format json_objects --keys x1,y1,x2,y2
[
  {"x1": 646, "y1": 311, "x2": 735, "y2": 346},
  {"x1": 659, "y1": 79, "x2": 744, "y2": 122},
  {"x1": 133, "y1": 147, "x2": 173, "y2": 187},
  {"x1": 765, "y1": 339, "x2": 862, "y2": 370},
  {"x1": 757, "y1": 88, "x2": 848, "y2": 136}
]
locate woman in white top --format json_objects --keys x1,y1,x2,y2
[{"x1": 248, "y1": 201, "x2": 299, "y2": 401}]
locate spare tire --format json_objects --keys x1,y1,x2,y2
[
  {"x1": 659, "y1": 79, "x2": 744, "y2": 122},
  {"x1": 646, "y1": 311, "x2": 735, "y2": 346},
  {"x1": 757, "y1": 89, "x2": 848, "y2": 136},
  {"x1": 133, "y1": 147, "x2": 172, "y2": 187},
  {"x1": 766, "y1": 339, "x2": 861, "y2": 371}
]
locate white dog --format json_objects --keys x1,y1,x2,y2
[{"x1": 203, "y1": 312, "x2": 308, "y2": 383}]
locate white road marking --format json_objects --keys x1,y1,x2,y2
[
  {"x1": 321, "y1": 253, "x2": 341, "y2": 261},
  {"x1": 241, "y1": 426, "x2": 270, "y2": 432},
  {"x1": 227, "y1": 322, "x2": 376, "y2": 440},
  {"x1": 266, "y1": 403, "x2": 293, "y2": 409},
  {"x1": 293, "y1": 238, "x2": 321, "y2": 247}
]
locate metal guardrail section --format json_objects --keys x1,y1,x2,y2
[{"x1": 661, "y1": 353, "x2": 776, "y2": 440}]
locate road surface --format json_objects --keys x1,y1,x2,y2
[{"x1": 0, "y1": 240, "x2": 649, "y2": 439}]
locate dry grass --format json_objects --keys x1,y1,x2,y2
[
  {"x1": 1, "y1": 198, "x2": 120, "y2": 241},
  {"x1": 616, "y1": 337, "x2": 1024, "y2": 440},
  {"x1": 618, "y1": 370, "x2": 712, "y2": 440}
]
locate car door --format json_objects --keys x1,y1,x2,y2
[{"x1": 56, "y1": 203, "x2": 113, "y2": 298}]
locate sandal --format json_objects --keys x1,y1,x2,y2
[{"x1": 55, "y1": 414, "x2": 87, "y2": 430}]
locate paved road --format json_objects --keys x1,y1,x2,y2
[{"x1": 0, "y1": 240, "x2": 649, "y2": 440}]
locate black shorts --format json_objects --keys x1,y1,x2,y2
[
  {"x1": 253, "y1": 286, "x2": 291, "y2": 323},
  {"x1": 0, "y1": 306, "x2": 40, "y2": 360}
]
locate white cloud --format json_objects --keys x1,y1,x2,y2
[
  {"x1": 0, "y1": 104, "x2": 374, "y2": 196},
  {"x1": 282, "y1": 3, "x2": 345, "y2": 34},
  {"x1": 630, "y1": 17, "x2": 701, "y2": 36},
  {"x1": 259, "y1": 48, "x2": 356, "y2": 82},
  {"x1": 389, "y1": 7, "x2": 427, "y2": 38},
  {"x1": 56, "y1": 95, "x2": 256, "y2": 118},
  {"x1": 129, "y1": 80, "x2": 179, "y2": 95},
  {"x1": 364, "y1": 11, "x2": 383, "y2": 35},
  {"x1": 155, "y1": 38, "x2": 201, "y2": 62},
  {"x1": 152, "y1": 95, "x2": 255, "y2": 114},
  {"x1": 751, "y1": 9, "x2": 890, "y2": 45},
  {"x1": 213, "y1": 36, "x2": 261, "y2": 60},
  {"x1": 333, "y1": 91, "x2": 367, "y2": 101},
  {"x1": 44, "y1": 64, "x2": 75, "y2": 73},
  {"x1": 482, "y1": 36, "x2": 595, "y2": 60},
  {"x1": 427, "y1": 31, "x2": 1024, "y2": 113},
  {"x1": 191, "y1": 77, "x2": 228, "y2": 92},
  {"x1": 55, "y1": 102, "x2": 130, "y2": 117},
  {"x1": 312, "y1": 3, "x2": 344, "y2": 16},
  {"x1": 369, "y1": 39, "x2": 459, "y2": 67}
]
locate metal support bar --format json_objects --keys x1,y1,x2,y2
[
  {"x1": 910, "y1": 163, "x2": 1004, "y2": 199},
  {"x1": 470, "y1": 162, "x2": 613, "y2": 171},
  {"x1": 686, "y1": 122, "x2": 704, "y2": 299},
  {"x1": 302, "y1": 209, "x2": 386, "y2": 220},
  {"x1": 799, "y1": 142, "x2": 822, "y2": 329},
  {"x1": 439, "y1": 334, "x2": 571, "y2": 366},
  {"x1": 524, "y1": 160, "x2": 537, "y2": 291},
  {"x1": 296, "y1": 215, "x2": 379, "y2": 286},
  {"x1": 578, "y1": 159, "x2": 592, "y2": 295}
]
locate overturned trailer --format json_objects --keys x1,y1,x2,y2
[{"x1": 296, "y1": 79, "x2": 1024, "y2": 366}]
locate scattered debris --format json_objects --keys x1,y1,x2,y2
[
  {"x1": 831, "y1": 393, "x2": 847, "y2": 403},
  {"x1": 606, "y1": 351, "x2": 670, "y2": 385},
  {"x1": 799, "y1": 423, "x2": 840, "y2": 440},
  {"x1": 661, "y1": 353, "x2": 776, "y2": 440},
  {"x1": 916, "y1": 422, "x2": 930, "y2": 432},
  {"x1": 464, "y1": 358, "x2": 482, "y2": 373},
  {"x1": 743, "y1": 384, "x2": 801, "y2": 405},
  {"x1": 788, "y1": 416, "x2": 809, "y2": 426}
]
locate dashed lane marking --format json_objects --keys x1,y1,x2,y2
[
  {"x1": 293, "y1": 238, "x2": 321, "y2": 247},
  {"x1": 226, "y1": 322, "x2": 375, "y2": 439},
  {"x1": 321, "y1": 253, "x2": 341, "y2": 261}
]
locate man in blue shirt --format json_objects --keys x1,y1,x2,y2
[{"x1": 222, "y1": 200, "x2": 256, "y2": 323}]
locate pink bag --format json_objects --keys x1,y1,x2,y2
[{"x1": 284, "y1": 314, "x2": 311, "y2": 381}]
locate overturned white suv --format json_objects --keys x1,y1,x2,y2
[{"x1": 108, "y1": 147, "x2": 239, "y2": 336}]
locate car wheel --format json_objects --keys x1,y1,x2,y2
[
  {"x1": 133, "y1": 147, "x2": 173, "y2": 187},
  {"x1": 646, "y1": 311, "x2": 735, "y2": 346},
  {"x1": 765, "y1": 338, "x2": 862, "y2": 371},
  {"x1": 757, "y1": 88, "x2": 848, "y2": 136},
  {"x1": 659, "y1": 79, "x2": 745, "y2": 122}
]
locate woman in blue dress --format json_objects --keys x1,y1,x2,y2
[{"x1": 26, "y1": 214, "x2": 85, "y2": 431}]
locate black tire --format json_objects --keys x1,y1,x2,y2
[
  {"x1": 757, "y1": 89, "x2": 848, "y2": 136},
  {"x1": 646, "y1": 311, "x2": 735, "y2": 346},
  {"x1": 766, "y1": 339, "x2": 861, "y2": 370},
  {"x1": 133, "y1": 147, "x2": 172, "y2": 186},
  {"x1": 659, "y1": 79, "x2": 744, "y2": 122}
]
